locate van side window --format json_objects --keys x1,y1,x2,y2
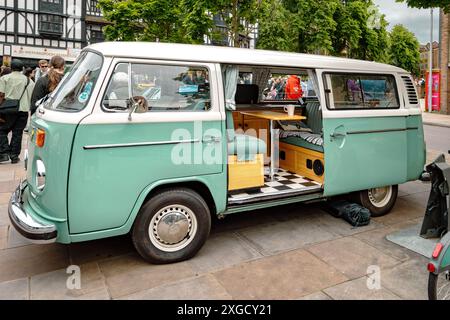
[
  {"x1": 325, "y1": 73, "x2": 399, "y2": 110},
  {"x1": 103, "y1": 63, "x2": 211, "y2": 112},
  {"x1": 102, "y1": 63, "x2": 130, "y2": 111}
]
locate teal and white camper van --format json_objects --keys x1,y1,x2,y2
[{"x1": 9, "y1": 42, "x2": 426, "y2": 264}]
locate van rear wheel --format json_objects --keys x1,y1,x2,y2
[
  {"x1": 132, "y1": 188, "x2": 211, "y2": 264},
  {"x1": 358, "y1": 185, "x2": 398, "y2": 217}
]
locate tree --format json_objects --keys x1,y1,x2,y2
[
  {"x1": 209, "y1": 0, "x2": 262, "y2": 47},
  {"x1": 98, "y1": 0, "x2": 193, "y2": 43},
  {"x1": 389, "y1": 24, "x2": 421, "y2": 76},
  {"x1": 397, "y1": 0, "x2": 450, "y2": 13},
  {"x1": 256, "y1": 0, "x2": 297, "y2": 51},
  {"x1": 99, "y1": 0, "x2": 262, "y2": 48},
  {"x1": 331, "y1": 0, "x2": 390, "y2": 63},
  {"x1": 282, "y1": 0, "x2": 339, "y2": 55}
]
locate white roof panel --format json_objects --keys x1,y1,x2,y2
[{"x1": 87, "y1": 42, "x2": 407, "y2": 74}]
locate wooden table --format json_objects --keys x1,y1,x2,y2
[{"x1": 240, "y1": 111, "x2": 306, "y2": 180}]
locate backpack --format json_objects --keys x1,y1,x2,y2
[{"x1": 326, "y1": 200, "x2": 371, "y2": 227}]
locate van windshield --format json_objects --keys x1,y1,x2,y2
[{"x1": 45, "y1": 51, "x2": 103, "y2": 112}]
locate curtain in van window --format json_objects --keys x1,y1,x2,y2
[
  {"x1": 252, "y1": 67, "x2": 271, "y2": 102},
  {"x1": 307, "y1": 69, "x2": 321, "y2": 102},
  {"x1": 222, "y1": 65, "x2": 239, "y2": 110}
]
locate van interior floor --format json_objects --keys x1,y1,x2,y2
[{"x1": 227, "y1": 167, "x2": 323, "y2": 205}]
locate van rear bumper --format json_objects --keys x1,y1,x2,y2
[{"x1": 8, "y1": 180, "x2": 57, "y2": 243}]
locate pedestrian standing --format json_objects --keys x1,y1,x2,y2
[
  {"x1": 31, "y1": 56, "x2": 65, "y2": 115},
  {"x1": 34, "y1": 59, "x2": 48, "y2": 82},
  {"x1": 0, "y1": 66, "x2": 11, "y2": 78},
  {"x1": 0, "y1": 59, "x2": 34, "y2": 163}
]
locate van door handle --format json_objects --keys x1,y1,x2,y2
[
  {"x1": 203, "y1": 135, "x2": 221, "y2": 143},
  {"x1": 330, "y1": 132, "x2": 346, "y2": 139}
]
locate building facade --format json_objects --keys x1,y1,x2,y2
[
  {"x1": 439, "y1": 10, "x2": 450, "y2": 115},
  {"x1": 419, "y1": 41, "x2": 439, "y2": 78},
  {"x1": 0, "y1": 0, "x2": 106, "y2": 66}
]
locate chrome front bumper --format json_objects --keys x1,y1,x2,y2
[{"x1": 8, "y1": 180, "x2": 57, "y2": 243}]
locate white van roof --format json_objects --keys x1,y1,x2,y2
[{"x1": 87, "y1": 42, "x2": 407, "y2": 74}]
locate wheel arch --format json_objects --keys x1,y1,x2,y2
[{"x1": 127, "y1": 177, "x2": 220, "y2": 232}]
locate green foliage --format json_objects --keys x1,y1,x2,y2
[
  {"x1": 99, "y1": 0, "x2": 262, "y2": 47},
  {"x1": 389, "y1": 24, "x2": 421, "y2": 75},
  {"x1": 98, "y1": 0, "x2": 421, "y2": 73},
  {"x1": 256, "y1": 0, "x2": 297, "y2": 51},
  {"x1": 397, "y1": 0, "x2": 450, "y2": 13},
  {"x1": 99, "y1": 0, "x2": 209, "y2": 42}
]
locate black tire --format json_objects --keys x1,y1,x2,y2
[
  {"x1": 358, "y1": 185, "x2": 398, "y2": 217},
  {"x1": 132, "y1": 187, "x2": 211, "y2": 264},
  {"x1": 429, "y1": 272, "x2": 438, "y2": 300},
  {"x1": 428, "y1": 271, "x2": 450, "y2": 300}
]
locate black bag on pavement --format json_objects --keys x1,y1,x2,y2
[
  {"x1": 326, "y1": 200, "x2": 371, "y2": 227},
  {"x1": 0, "y1": 78, "x2": 30, "y2": 114}
]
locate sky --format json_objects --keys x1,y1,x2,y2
[{"x1": 373, "y1": 0, "x2": 439, "y2": 44}]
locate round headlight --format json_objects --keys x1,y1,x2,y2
[{"x1": 36, "y1": 160, "x2": 46, "y2": 191}]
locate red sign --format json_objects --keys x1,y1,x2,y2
[{"x1": 425, "y1": 70, "x2": 441, "y2": 112}]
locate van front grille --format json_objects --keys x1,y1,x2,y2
[{"x1": 401, "y1": 76, "x2": 419, "y2": 105}]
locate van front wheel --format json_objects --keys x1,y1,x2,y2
[
  {"x1": 358, "y1": 185, "x2": 398, "y2": 217},
  {"x1": 132, "y1": 188, "x2": 211, "y2": 264}
]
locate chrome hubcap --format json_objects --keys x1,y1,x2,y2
[
  {"x1": 368, "y1": 186, "x2": 392, "y2": 208},
  {"x1": 436, "y1": 271, "x2": 450, "y2": 300},
  {"x1": 149, "y1": 205, "x2": 197, "y2": 252}
]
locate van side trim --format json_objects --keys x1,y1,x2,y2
[
  {"x1": 83, "y1": 139, "x2": 200, "y2": 150},
  {"x1": 346, "y1": 127, "x2": 418, "y2": 135}
]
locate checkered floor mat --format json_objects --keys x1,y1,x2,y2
[{"x1": 228, "y1": 168, "x2": 322, "y2": 204}]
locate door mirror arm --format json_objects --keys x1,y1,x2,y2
[{"x1": 127, "y1": 97, "x2": 139, "y2": 121}]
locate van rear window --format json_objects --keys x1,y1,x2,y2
[{"x1": 325, "y1": 73, "x2": 399, "y2": 110}]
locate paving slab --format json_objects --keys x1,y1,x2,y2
[
  {"x1": 0, "y1": 181, "x2": 18, "y2": 193},
  {"x1": 0, "y1": 170, "x2": 14, "y2": 183},
  {"x1": 211, "y1": 208, "x2": 278, "y2": 234},
  {"x1": 381, "y1": 258, "x2": 429, "y2": 300},
  {"x1": 68, "y1": 235, "x2": 134, "y2": 265},
  {"x1": 306, "y1": 210, "x2": 383, "y2": 237},
  {"x1": 386, "y1": 223, "x2": 438, "y2": 259},
  {"x1": 120, "y1": 274, "x2": 231, "y2": 300},
  {"x1": 30, "y1": 262, "x2": 110, "y2": 300},
  {"x1": 188, "y1": 232, "x2": 262, "y2": 274},
  {"x1": 98, "y1": 253, "x2": 196, "y2": 299},
  {"x1": 323, "y1": 276, "x2": 400, "y2": 300},
  {"x1": 0, "y1": 225, "x2": 7, "y2": 250},
  {"x1": 0, "y1": 205, "x2": 9, "y2": 227},
  {"x1": 355, "y1": 225, "x2": 422, "y2": 263},
  {"x1": 236, "y1": 215, "x2": 339, "y2": 256},
  {"x1": 0, "y1": 193, "x2": 12, "y2": 205},
  {"x1": 0, "y1": 278, "x2": 29, "y2": 300},
  {"x1": 212, "y1": 249, "x2": 348, "y2": 300},
  {"x1": 268, "y1": 203, "x2": 320, "y2": 222},
  {"x1": 373, "y1": 193, "x2": 428, "y2": 226},
  {"x1": 398, "y1": 181, "x2": 430, "y2": 197},
  {"x1": 307, "y1": 237, "x2": 400, "y2": 280},
  {"x1": 7, "y1": 226, "x2": 33, "y2": 249},
  {"x1": 0, "y1": 244, "x2": 69, "y2": 282},
  {"x1": 298, "y1": 291, "x2": 331, "y2": 300}
]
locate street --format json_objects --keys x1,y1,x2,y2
[{"x1": 424, "y1": 125, "x2": 450, "y2": 154}]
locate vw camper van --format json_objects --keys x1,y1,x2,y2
[{"x1": 9, "y1": 42, "x2": 425, "y2": 264}]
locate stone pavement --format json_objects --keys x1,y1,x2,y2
[
  {"x1": 422, "y1": 112, "x2": 450, "y2": 128},
  {"x1": 0, "y1": 139, "x2": 442, "y2": 300}
]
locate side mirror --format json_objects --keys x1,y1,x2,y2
[{"x1": 127, "y1": 96, "x2": 149, "y2": 121}]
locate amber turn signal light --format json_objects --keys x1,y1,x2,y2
[{"x1": 36, "y1": 129, "x2": 46, "y2": 148}]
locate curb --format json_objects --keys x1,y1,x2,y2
[{"x1": 423, "y1": 121, "x2": 450, "y2": 129}]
